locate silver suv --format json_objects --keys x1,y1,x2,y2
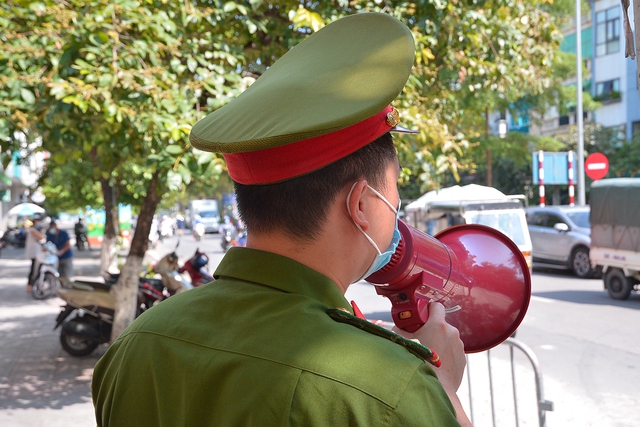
[{"x1": 525, "y1": 205, "x2": 598, "y2": 278}]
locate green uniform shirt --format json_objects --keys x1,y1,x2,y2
[{"x1": 92, "y1": 248, "x2": 460, "y2": 426}]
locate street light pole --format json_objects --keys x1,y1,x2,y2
[{"x1": 576, "y1": 0, "x2": 586, "y2": 206}]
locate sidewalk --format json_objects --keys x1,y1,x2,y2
[{"x1": 0, "y1": 246, "x2": 109, "y2": 427}]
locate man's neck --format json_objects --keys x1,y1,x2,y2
[{"x1": 246, "y1": 228, "x2": 356, "y2": 294}]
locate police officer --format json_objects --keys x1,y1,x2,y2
[{"x1": 92, "y1": 13, "x2": 470, "y2": 426}]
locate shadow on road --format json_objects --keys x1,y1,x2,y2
[{"x1": 532, "y1": 289, "x2": 640, "y2": 308}]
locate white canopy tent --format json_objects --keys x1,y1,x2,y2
[
  {"x1": 403, "y1": 184, "x2": 525, "y2": 234},
  {"x1": 405, "y1": 184, "x2": 510, "y2": 213}
]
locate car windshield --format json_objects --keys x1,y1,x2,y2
[
  {"x1": 567, "y1": 211, "x2": 590, "y2": 228},
  {"x1": 467, "y1": 211, "x2": 527, "y2": 246},
  {"x1": 198, "y1": 210, "x2": 218, "y2": 218}
]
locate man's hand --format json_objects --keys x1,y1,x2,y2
[
  {"x1": 393, "y1": 302, "x2": 465, "y2": 392},
  {"x1": 393, "y1": 302, "x2": 473, "y2": 426}
]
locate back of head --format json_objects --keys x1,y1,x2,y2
[
  {"x1": 235, "y1": 133, "x2": 397, "y2": 241},
  {"x1": 189, "y1": 13, "x2": 415, "y2": 242}
]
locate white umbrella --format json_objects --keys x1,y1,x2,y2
[{"x1": 7, "y1": 202, "x2": 45, "y2": 217}]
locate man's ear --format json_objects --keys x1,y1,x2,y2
[{"x1": 346, "y1": 180, "x2": 371, "y2": 232}]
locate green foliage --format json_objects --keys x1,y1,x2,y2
[
  {"x1": 557, "y1": 123, "x2": 640, "y2": 178},
  {"x1": 1, "y1": 0, "x2": 573, "y2": 204},
  {"x1": 430, "y1": 132, "x2": 567, "y2": 203},
  {"x1": 39, "y1": 157, "x2": 104, "y2": 212}
]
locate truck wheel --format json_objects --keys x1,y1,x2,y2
[
  {"x1": 570, "y1": 246, "x2": 594, "y2": 278},
  {"x1": 605, "y1": 268, "x2": 633, "y2": 300}
]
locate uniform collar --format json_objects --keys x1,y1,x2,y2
[{"x1": 214, "y1": 247, "x2": 353, "y2": 314}]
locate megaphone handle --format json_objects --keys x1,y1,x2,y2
[{"x1": 377, "y1": 284, "x2": 430, "y2": 333}]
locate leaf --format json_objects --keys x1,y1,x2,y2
[
  {"x1": 165, "y1": 145, "x2": 184, "y2": 155},
  {"x1": 187, "y1": 58, "x2": 198, "y2": 73},
  {"x1": 196, "y1": 151, "x2": 215, "y2": 165},
  {"x1": 20, "y1": 88, "x2": 36, "y2": 104}
]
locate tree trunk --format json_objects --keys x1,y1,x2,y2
[
  {"x1": 110, "y1": 170, "x2": 161, "y2": 342},
  {"x1": 99, "y1": 178, "x2": 120, "y2": 277}
]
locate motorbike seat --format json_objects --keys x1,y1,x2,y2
[{"x1": 70, "y1": 276, "x2": 114, "y2": 292}]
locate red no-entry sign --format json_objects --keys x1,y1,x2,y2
[{"x1": 585, "y1": 152, "x2": 609, "y2": 180}]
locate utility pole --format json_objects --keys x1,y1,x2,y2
[{"x1": 575, "y1": 0, "x2": 586, "y2": 205}]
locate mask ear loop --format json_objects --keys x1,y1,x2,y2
[
  {"x1": 346, "y1": 182, "x2": 382, "y2": 255},
  {"x1": 365, "y1": 185, "x2": 399, "y2": 214}
]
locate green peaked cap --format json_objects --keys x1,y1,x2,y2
[{"x1": 189, "y1": 13, "x2": 415, "y2": 154}]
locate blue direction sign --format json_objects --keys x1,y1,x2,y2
[{"x1": 532, "y1": 152, "x2": 570, "y2": 185}]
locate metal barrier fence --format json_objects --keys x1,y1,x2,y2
[
  {"x1": 461, "y1": 337, "x2": 554, "y2": 427},
  {"x1": 370, "y1": 320, "x2": 553, "y2": 426}
]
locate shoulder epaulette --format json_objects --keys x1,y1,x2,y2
[{"x1": 327, "y1": 308, "x2": 440, "y2": 367}]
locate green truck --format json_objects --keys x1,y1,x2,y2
[{"x1": 590, "y1": 178, "x2": 640, "y2": 299}]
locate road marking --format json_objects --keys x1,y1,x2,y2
[{"x1": 531, "y1": 295, "x2": 554, "y2": 303}]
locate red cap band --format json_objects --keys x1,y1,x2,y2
[{"x1": 224, "y1": 106, "x2": 394, "y2": 184}]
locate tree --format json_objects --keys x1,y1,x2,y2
[
  {"x1": 2, "y1": 0, "x2": 573, "y2": 341},
  {"x1": 557, "y1": 123, "x2": 640, "y2": 179}
]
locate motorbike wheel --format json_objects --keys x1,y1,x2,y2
[
  {"x1": 60, "y1": 328, "x2": 100, "y2": 357},
  {"x1": 32, "y1": 272, "x2": 57, "y2": 300}
]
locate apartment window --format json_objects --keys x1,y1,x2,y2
[
  {"x1": 595, "y1": 79, "x2": 621, "y2": 102},
  {"x1": 596, "y1": 7, "x2": 620, "y2": 56},
  {"x1": 561, "y1": 27, "x2": 593, "y2": 58},
  {"x1": 633, "y1": 121, "x2": 640, "y2": 139},
  {"x1": 559, "y1": 115, "x2": 570, "y2": 126}
]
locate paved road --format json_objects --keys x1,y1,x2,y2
[{"x1": 2, "y1": 233, "x2": 639, "y2": 426}]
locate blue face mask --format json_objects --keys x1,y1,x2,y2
[{"x1": 347, "y1": 182, "x2": 401, "y2": 283}]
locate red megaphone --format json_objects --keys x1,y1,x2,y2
[{"x1": 366, "y1": 220, "x2": 531, "y2": 353}]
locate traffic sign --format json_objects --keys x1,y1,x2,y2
[{"x1": 585, "y1": 152, "x2": 609, "y2": 181}]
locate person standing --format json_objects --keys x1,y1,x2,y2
[
  {"x1": 92, "y1": 13, "x2": 471, "y2": 427},
  {"x1": 47, "y1": 220, "x2": 73, "y2": 283},
  {"x1": 24, "y1": 216, "x2": 45, "y2": 293}
]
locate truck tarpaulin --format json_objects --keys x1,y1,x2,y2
[{"x1": 590, "y1": 178, "x2": 640, "y2": 251}]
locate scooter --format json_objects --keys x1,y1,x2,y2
[
  {"x1": 230, "y1": 229, "x2": 247, "y2": 248},
  {"x1": 178, "y1": 248, "x2": 214, "y2": 286},
  {"x1": 32, "y1": 241, "x2": 61, "y2": 300},
  {"x1": 75, "y1": 231, "x2": 89, "y2": 250},
  {"x1": 193, "y1": 221, "x2": 205, "y2": 241},
  {"x1": 220, "y1": 227, "x2": 236, "y2": 252},
  {"x1": 1, "y1": 228, "x2": 26, "y2": 248},
  {"x1": 54, "y1": 251, "x2": 193, "y2": 357}
]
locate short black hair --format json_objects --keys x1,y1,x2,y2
[{"x1": 234, "y1": 132, "x2": 397, "y2": 242}]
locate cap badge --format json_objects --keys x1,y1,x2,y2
[{"x1": 386, "y1": 108, "x2": 400, "y2": 127}]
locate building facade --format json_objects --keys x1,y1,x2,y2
[{"x1": 492, "y1": 0, "x2": 640, "y2": 141}]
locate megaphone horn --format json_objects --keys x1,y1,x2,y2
[{"x1": 366, "y1": 220, "x2": 531, "y2": 353}]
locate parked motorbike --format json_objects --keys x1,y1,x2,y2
[
  {"x1": 178, "y1": 248, "x2": 214, "y2": 286},
  {"x1": 54, "y1": 251, "x2": 193, "y2": 357},
  {"x1": 32, "y1": 241, "x2": 61, "y2": 300},
  {"x1": 1, "y1": 228, "x2": 26, "y2": 248}
]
